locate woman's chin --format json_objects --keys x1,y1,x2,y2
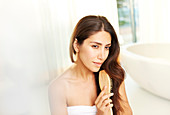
[{"x1": 91, "y1": 67, "x2": 101, "y2": 72}]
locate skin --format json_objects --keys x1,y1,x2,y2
[{"x1": 48, "y1": 31, "x2": 132, "y2": 115}]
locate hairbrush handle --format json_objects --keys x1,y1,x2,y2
[{"x1": 99, "y1": 70, "x2": 113, "y2": 115}]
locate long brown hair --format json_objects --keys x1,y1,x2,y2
[{"x1": 69, "y1": 15, "x2": 125, "y2": 115}]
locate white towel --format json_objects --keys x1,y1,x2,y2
[{"x1": 67, "y1": 105, "x2": 97, "y2": 115}]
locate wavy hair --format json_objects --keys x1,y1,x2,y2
[{"x1": 69, "y1": 15, "x2": 125, "y2": 115}]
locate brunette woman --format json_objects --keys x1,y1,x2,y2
[{"x1": 49, "y1": 15, "x2": 132, "y2": 115}]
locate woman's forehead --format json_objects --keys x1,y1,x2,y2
[{"x1": 85, "y1": 31, "x2": 111, "y2": 44}]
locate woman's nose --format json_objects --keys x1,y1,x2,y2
[{"x1": 97, "y1": 49, "x2": 105, "y2": 60}]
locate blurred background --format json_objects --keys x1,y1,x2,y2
[{"x1": 0, "y1": 0, "x2": 170, "y2": 115}]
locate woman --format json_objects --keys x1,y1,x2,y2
[{"x1": 48, "y1": 15, "x2": 132, "y2": 115}]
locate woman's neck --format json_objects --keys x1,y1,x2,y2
[{"x1": 71, "y1": 60, "x2": 94, "y2": 81}]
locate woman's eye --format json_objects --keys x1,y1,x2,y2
[
  {"x1": 92, "y1": 45, "x2": 99, "y2": 49},
  {"x1": 105, "y1": 46, "x2": 110, "y2": 50}
]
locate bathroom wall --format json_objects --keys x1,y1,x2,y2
[
  {"x1": 138, "y1": 0, "x2": 170, "y2": 43},
  {"x1": 0, "y1": 0, "x2": 51, "y2": 114}
]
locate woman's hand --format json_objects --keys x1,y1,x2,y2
[{"x1": 95, "y1": 86, "x2": 114, "y2": 115}]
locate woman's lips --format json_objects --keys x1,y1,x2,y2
[{"x1": 93, "y1": 62, "x2": 102, "y2": 67}]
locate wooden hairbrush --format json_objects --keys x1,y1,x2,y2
[{"x1": 99, "y1": 70, "x2": 113, "y2": 115}]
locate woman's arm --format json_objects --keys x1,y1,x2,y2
[
  {"x1": 119, "y1": 81, "x2": 133, "y2": 115},
  {"x1": 48, "y1": 81, "x2": 68, "y2": 115}
]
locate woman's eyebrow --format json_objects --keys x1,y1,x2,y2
[
  {"x1": 90, "y1": 41, "x2": 111, "y2": 46},
  {"x1": 90, "y1": 41, "x2": 102, "y2": 45},
  {"x1": 106, "y1": 43, "x2": 111, "y2": 46}
]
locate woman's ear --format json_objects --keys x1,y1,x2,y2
[{"x1": 73, "y1": 38, "x2": 79, "y2": 53}]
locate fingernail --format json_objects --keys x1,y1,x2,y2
[
  {"x1": 110, "y1": 104, "x2": 113, "y2": 107},
  {"x1": 104, "y1": 86, "x2": 107, "y2": 89},
  {"x1": 111, "y1": 93, "x2": 114, "y2": 96}
]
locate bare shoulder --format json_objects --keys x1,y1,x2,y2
[
  {"x1": 48, "y1": 69, "x2": 72, "y2": 115},
  {"x1": 48, "y1": 68, "x2": 72, "y2": 96}
]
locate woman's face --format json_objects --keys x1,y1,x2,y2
[{"x1": 77, "y1": 31, "x2": 111, "y2": 72}]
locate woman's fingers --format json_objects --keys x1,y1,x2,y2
[
  {"x1": 102, "y1": 99, "x2": 112, "y2": 106},
  {"x1": 102, "y1": 93, "x2": 114, "y2": 101},
  {"x1": 95, "y1": 85, "x2": 114, "y2": 114},
  {"x1": 97, "y1": 93, "x2": 114, "y2": 107},
  {"x1": 95, "y1": 86, "x2": 107, "y2": 105},
  {"x1": 95, "y1": 86, "x2": 114, "y2": 108},
  {"x1": 107, "y1": 104, "x2": 113, "y2": 108}
]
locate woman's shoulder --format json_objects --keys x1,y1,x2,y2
[
  {"x1": 48, "y1": 70, "x2": 72, "y2": 111},
  {"x1": 48, "y1": 68, "x2": 73, "y2": 94}
]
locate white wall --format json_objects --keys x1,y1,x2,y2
[
  {"x1": 138, "y1": 0, "x2": 170, "y2": 43},
  {"x1": 0, "y1": 0, "x2": 51, "y2": 114}
]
